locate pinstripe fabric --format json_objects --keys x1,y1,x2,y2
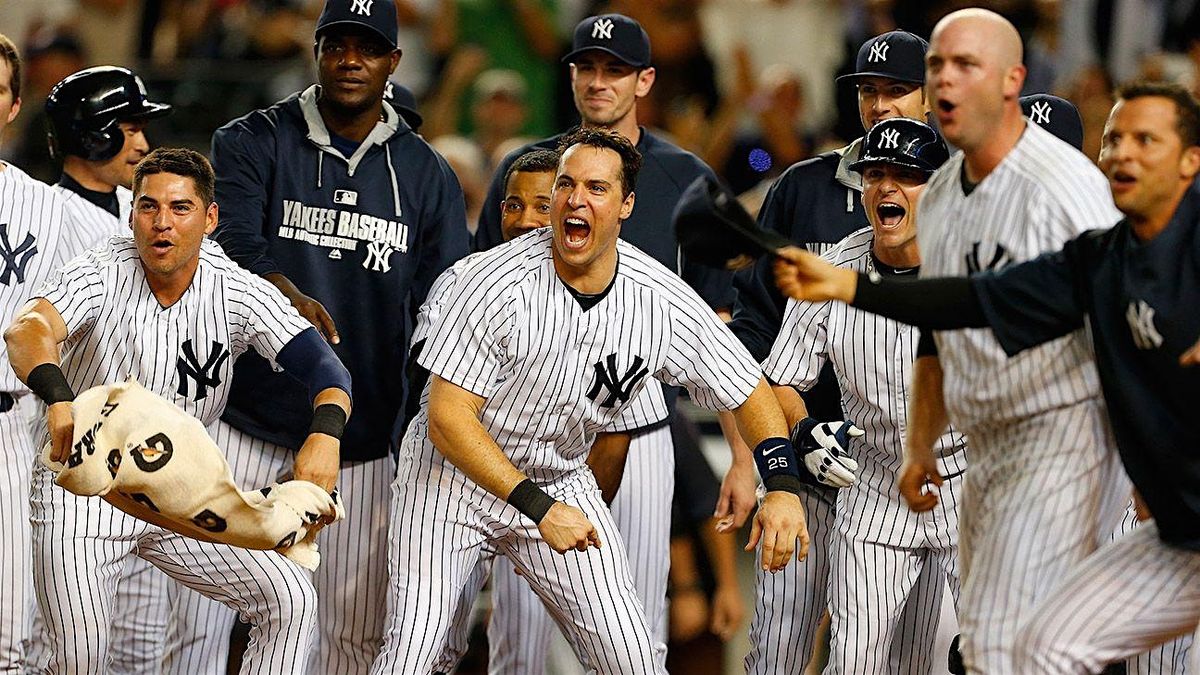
[
  {"x1": 53, "y1": 184, "x2": 131, "y2": 254},
  {"x1": 761, "y1": 229, "x2": 967, "y2": 674},
  {"x1": 486, "y1": 425, "x2": 674, "y2": 674},
  {"x1": 24, "y1": 235, "x2": 318, "y2": 674},
  {"x1": 0, "y1": 398, "x2": 35, "y2": 673},
  {"x1": 166, "y1": 420, "x2": 393, "y2": 675},
  {"x1": 1015, "y1": 522, "x2": 1200, "y2": 673}
]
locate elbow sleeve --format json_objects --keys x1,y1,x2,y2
[{"x1": 275, "y1": 327, "x2": 353, "y2": 402}]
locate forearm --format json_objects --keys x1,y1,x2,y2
[
  {"x1": 5, "y1": 301, "x2": 66, "y2": 381},
  {"x1": 716, "y1": 409, "x2": 751, "y2": 466},
  {"x1": 586, "y1": 431, "x2": 631, "y2": 505},
  {"x1": 697, "y1": 519, "x2": 740, "y2": 590},
  {"x1": 729, "y1": 378, "x2": 790, "y2": 447},
  {"x1": 769, "y1": 384, "x2": 808, "y2": 429},
  {"x1": 428, "y1": 377, "x2": 528, "y2": 501},
  {"x1": 906, "y1": 356, "x2": 949, "y2": 456}
]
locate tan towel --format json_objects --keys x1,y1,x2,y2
[{"x1": 41, "y1": 379, "x2": 343, "y2": 571}]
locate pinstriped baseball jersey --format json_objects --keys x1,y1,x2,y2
[
  {"x1": 765, "y1": 228, "x2": 967, "y2": 546},
  {"x1": 32, "y1": 236, "x2": 312, "y2": 430},
  {"x1": 414, "y1": 228, "x2": 758, "y2": 483},
  {"x1": 0, "y1": 164, "x2": 73, "y2": 393},
  {"x1": 54, "y1": 184, "x2": 131, "y2": 257},
  {"x1": 915, "y1": 122, "x2": 1121, "y2": 430}
]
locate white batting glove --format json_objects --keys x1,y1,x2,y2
[{"x1": 790, "y1": 418, "x2": 863, "y2": 489}]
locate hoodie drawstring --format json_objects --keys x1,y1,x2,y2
[
  {"x1": 385, "y1": 144, "x2": 402, "y2": 218},
  {"x1": 316, "y1": 152, "x2": 323, "y2": 189},
  {"x1": 846, "y1": 187, "x2": 853, "y2": 213}
]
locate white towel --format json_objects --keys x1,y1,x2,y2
[{"x1": 41, "y1": 379, "x2": 344, "y2": 571}]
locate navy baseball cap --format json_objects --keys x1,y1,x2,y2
[
  {"x1": 850, "y1": 117, "x2": 949, "y2": 176},
  {"x1": 316, "y1": 0, "x2": 398, "y2": 49},
  {"x1": 563, "y1": 14, "x2": 652, "y2": 68},
  {"x1": 383, "y1": 80, "x2": 422, "y2": 131},
  {"x1": 838, "y1": 31, "x2": 928, "y2": 85},
  {"x1": 1021, "y1": 93, "x2": 1084, "y2": 151}
]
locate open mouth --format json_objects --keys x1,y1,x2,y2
[
  {"x1": 876, "y1": 202, "x2": 906, "y2": 228},
  {"x1": 937, "y1": 99, "x2": 957, "y2": 118},
  {"x1": 151, "y1": 240, "x2": 174, "y2": 252},
  {"x1": 563, "y1": 217, "x2": 591, "y2": 251},
  {"x1": 1111, "y1": 170, "x2": 1137, "y2": 189}
]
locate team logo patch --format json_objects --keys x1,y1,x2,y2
[
  {"x1": 334, "y1": 190, "x2": 358, "y2": 206},
  {"x1": 362, "y1": 241, "x2": 395, "y2": 273},
  {"x1": 586, "y1": 353, "x2": 649, "y2": 408},
  {"x1": 1126, "y1": 300, "x2": 1163, "y2": 350},
  {"x1": 1029, "y1": 100, "x2": 1052, "y2": 126},
  {"x1": 965, "y1": 241, "x2": 1013, "y2": 275},
  {"x1": 592, "y1": 17, "x2": 614, "y2": 39},
  {"x1": 868, "y1": 40, "x2": 890, "y2": 63},
  {"x1": 0, "y1": 223, "x2": 38, "y2": 286},
  {"x1": 176, "y1": 339, "x2": 230, "y2": 401}
]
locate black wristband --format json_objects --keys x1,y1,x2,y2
[
  {"x1": 763, "y1": 474, "x2": 804, "y2": 496},
  {"x1": 309, "y1": 403, "x2": 347, "y2": 440},
  {"x1": 507, "y1": 478, "x2": 555, "y2": 523},
  {"x1": 28, "y1": 363, "x2": 74, "y2": 405}
]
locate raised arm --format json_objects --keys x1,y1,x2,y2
[{"x1": 6, "y1": 299, "x2": 74, "y2": 462}]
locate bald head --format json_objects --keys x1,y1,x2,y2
[{"x1": 931, "y1": 8, "x2": 1023, "y2": 71}]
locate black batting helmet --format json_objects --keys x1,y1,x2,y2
[
  {"x1": 45, "y1": 66, "x2": 171, "y2": 162},
  {"x1": 849, "y1": 117, "x2": 949, "y2": 176}
]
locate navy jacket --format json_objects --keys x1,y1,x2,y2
[
  {"x1": 729, "y1": 140, "x2": 867, "y2": 422},
  {"x1": 211, "y1": 86, "x2": 469, "y2": 460}
]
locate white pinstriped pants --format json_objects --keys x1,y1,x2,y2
[
  {"x1": 485, "y1": 425, "x2": 673, "y2": 674},
  {"x1": 956, "y1": 400, "x2": 1128, "y2": 674},
  {"x1": 0, "y1": 397, "x2": 35, "y2": 673},
  {"x1": 165, "y1": 420, "x2": 392, "y2": 675},
  {"x1": 29, "y1": 462, "x2": 316, "y2": 675},
  {"x1": 371, "y1": 460, "x2": 665, "y2": 675},
  {"x1": 1015, "y1": 521, "x2": 1200, "y2": 673}
]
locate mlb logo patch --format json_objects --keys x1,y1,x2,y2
[{"x1": 334, "y1": 190, "x2": 358, "y2": 206}]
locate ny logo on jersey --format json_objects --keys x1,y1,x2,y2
[
  {"x1": 586, "y1": 353, "x2": 649, "y2": 408},
  {"x1": 1030, "y1": 100, "x2": 1052, "y2": 125},
  {"x1": 964, "y1": 241, "x2": 1013, "y2": 275},
  {"x1": 879, "y1": 128, "x2": 900, "y2": 150},
  {"x1": 0, "y1": 223, "x2": 38, "y2": 286},
  {"x1": 1125, "y1": 300, "x2": 1163, "y2": 350},
  {"x1": 363, "y1": 241, "x2": 395, "y2": 273},
  {"x1": 176, "y1": 339, "x2": 230, "y2": 401},
  {"x1": 350, "y1": 0, "x2": 373, "y2": 16},
  {"x1": 868, "y1": 40, "x2": 890, "y2": 63},
  {"x1": 592, "y1": 17, "x2": 614, "y2": 39}
]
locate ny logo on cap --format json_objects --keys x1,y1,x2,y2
[
  {"x1": 1126, "y1": 300, "x2": 1163, "y2": 350},
  {"x1": 1030, "y1": 101, "x2": 1052, "y2": 125},
  {"x1": 592, "y1": 17, "x2": 614, "y2": 40},
  {"x1": 351, "y1": 0, "x2": 373, "y2": 16},
  {"x1": 869, "y1": 40, "x2": 890, "y2": 63},
  {"x1": 879, "y1": 128, "x2": 900, "y2": 149}
]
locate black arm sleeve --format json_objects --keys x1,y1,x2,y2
[
  {"x1": 916, "y1": 328, "x2": 939, "y2": 356},
  {"x1": 851, "y1": 273, "x2": 990, "y2": 329}
]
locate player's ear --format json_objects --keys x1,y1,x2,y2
[
  {"x1": 635, "y1": 67, "x2": 656, "y2": 99},
  {"x1": 390, "y1": 48, "x2": 401, "y2": 74},
  {"x1": 1003, "y1": 64, "x2": 1026, "y2": 101},
  {"x1": 1180, "y1": 145, "x2": 1200, "y2": 180},
  {"x1": 204, "y1": 202, "x2": 219, "y2": 236},
  {"x1": 620, "y1": 190, "x2": 635, "y2": 220},
  {"x1": 5, "y1": 96, "x2": 19, "y2": 125}
]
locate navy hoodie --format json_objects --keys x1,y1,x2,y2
[{"x1": 211, "y1": 85, "x2": 469, "y2": 460}]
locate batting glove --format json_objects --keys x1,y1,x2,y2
[{"x1": 790, "y1": 418, "x2": 863, "y2": 489}]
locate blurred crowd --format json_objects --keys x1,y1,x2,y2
[{"x1": 4, "y1": 0, "x2": 1200, "y2": 228}]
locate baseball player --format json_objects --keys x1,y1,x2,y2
[
  {"x1": 22, "y1": 64, "x2": 177, "y2": 675},
  {"x1": 166, "y1": 2, "x2": 470, "y2": 673},
  {"x1": 0, "y1": 33, "x2": 82, "y2": 673},
  {"x1": 729, "y1": 30, "x2": 950, "y2": 675},
  {"x1": 772, "y1": 80, "x2": 1200, "y2": 674},
  {"x1": 4, "y1": 147, "x2": 351, "y2": 674},
  {"x1": 369, "y1": 128, "x2": 808, "y2": 674},
  {"x1": 471, "y1": 14, "x2": 736, "y2": 673},
  {"x1": 775, "y1": 9, "x2": 1129, "y2": 672},
  {"x1": 763, "y1": 117, "x2": 966, "y2": 675}
]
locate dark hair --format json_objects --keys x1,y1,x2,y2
[
  {"x1": 556, "y1": 127, "x2": 642, "y2": 196},
  {"x1": 0, "y1": 34, "x2": 21, "y2": 101},
  {"x1": 133, "y1": 148, "x2": 216, "y2": 206},
  {"x1": 1116, "y1": 81, "x2": 1200, "y2": 148},
  {"x1": 503, "y1": 149, "x2": 560, "y2": 192}
]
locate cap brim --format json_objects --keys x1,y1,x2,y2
[
  {"x1": 848, "y1": 157, "x2": 934, "y2": 175},
  {"x1": 316, "y1": 20, "x2": 398, "y2": 49},
  {"x1": 125, "y1": 101, "x2": 173, "y2": 121},
  {"x1": 561, "y1": 46, "x2": 649, "y2": 68},
  {"x1": 837, "y1": 71, "x2": 924, "y2": 84}
]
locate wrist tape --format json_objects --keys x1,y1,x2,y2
[
  {"x1": 309, "y1": 404, "x2": 347, "y2": 440},
  {"x1": 508, "y1": 478, "x2": 555, "y2": 523},
  {"x1": 28, "y1": 363, "x2": 74, "y2": 406}
]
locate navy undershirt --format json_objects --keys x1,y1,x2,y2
[
  {"x1": 57, "y1": 173, "x2": 119, "y2": 219},
  {"x1": 329, "y1": 131, "x2": 361, "y2": 158}
]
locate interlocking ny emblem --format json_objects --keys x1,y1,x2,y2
[
  {"x1": 587, "y1": 353, "x2": 649, "y2": 408},
  {"x1": 1126, "y1": 300, "x2": 1164, "y2": 350},
  {"x1": 362, "y1": 242, "x2": 395, "y2": 272},
  {"x1": 965, "y1": 241, "x2": 1012, "y2": 275},
  {"x1": 1030, "y1": 101, "x2": 1052, "y2": 125},
  {"x1": 868, "y1": 40, "x2": 890, "y2": 62},
  {"x1": 350, "y1": 0, "x2": 373, "y2": 16},
  {"x1": 176, "y1": 339, "x2": 230, "y2": 401},
  {"x1": 0, "y1": 223, "x2": 37, "y2": 286},
  {"x1": 592, "y1": 18, "x2": 614, "y2": 39},
  {"x1": 879, "y1": 128, "x2": 900, "y2": 150}
]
